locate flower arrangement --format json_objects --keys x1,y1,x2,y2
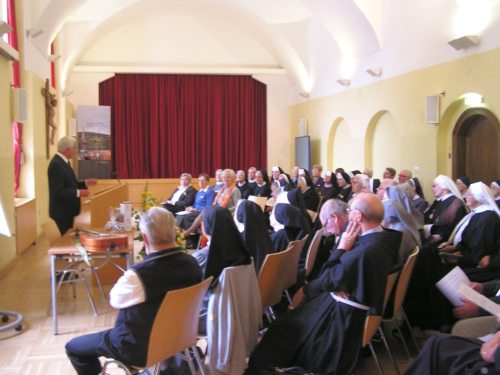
[{"x1": 133, "y1": 182, "x2": 186, "y2": 261}]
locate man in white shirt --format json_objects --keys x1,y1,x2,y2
[
  {"x1": 65, "y1": 207, "x2": 202, "y2": 375},
  {"x1": 163, "y1": 173, "x2": 197, "y2": 213}
]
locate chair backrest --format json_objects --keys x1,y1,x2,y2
[
  {"x1": 384, "y1": 246, "x2": 420, "y2": 321},
  {"x1": 307, "y1": 209, "x2": 318, "y2": 223},
  {"x1": 258, "y1": 248, "x2": 291, "y2": 310},
  {"x1": 145, "y1": 276, "x2": 213, "y2": 366},
  {"x1": 316, "y1": 196, "x2": 323, "y2": 213},
  {"x1": 304, "y1": 228, "x2": 325, "y2": 279},
  {"x1": 362, "y1": 270, "x2": 399, "y2": 347},
  {"x1": 281, "y1": 235, "x2": 308, "y2": 290},
  {"x1": 42, "y1": 220, "x2": 62, "y2": 246},
  {"x1": 248, "y1": 195, "x2": 267, "y2": 212}
]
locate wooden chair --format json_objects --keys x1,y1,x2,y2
[
  {"x1": 43, "y1": 221, "x2": 99, "y2": 315},
  {"x1": 380, "y1": 247, "x2": 421, "y2": 363},
  {"x1": 304, "y1": 228, "x2": 325, "y2": 281},
  {"x1": 282, "y1": 235, "x2": 308, "y2": 304},
  {"x1": 362, "y1": 271, "x2": 400, "y2": 375},
  {"x1": 258, "y1": 247, "x2": 291, "y2": 322},
  {"x1": 102, "y1": 277, "x2": 213, "y2": 375}
]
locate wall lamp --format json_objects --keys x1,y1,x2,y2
[{"x1": 448, "y1": 35, "x2": 480, "y2": 50}]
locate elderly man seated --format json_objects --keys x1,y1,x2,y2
[
  {"x1": 162, "y1": 173, "x2": 197, "y2": 214},
  {"x1": 65, "y1": 207, "x2": 202, "y2": 375},
  {"x1": 245, "y1": 193, "x2": 401, "y2": 374},
  {"x1": 176, "y1": 173, "x2": 215, "y2": 231}
]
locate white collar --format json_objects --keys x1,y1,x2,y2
[
  {"x1": 361, "y1": 225, "x2": 384, "y2": 236},
  {"x1": 437, "y1": 193, "x2": 454, "y2": 201},
  {"x1": 56, "y1": 152, "x2": 69, "y2": 164}
]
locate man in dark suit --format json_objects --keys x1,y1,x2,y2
[
  {"x1": 162, "y1": 173, "x2": 197, "y2": 214},
  {"x1": 48, "y1": 136, "x2": 97, "y2": 235}
]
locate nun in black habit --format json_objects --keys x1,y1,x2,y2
[
  {"x1": 192, "y1": 205, "x2": 251, "y2": 282},
  {"x1": 252, "y1": 169, "x2": 272, "y2": 198},
  {"x1": 270, "y1": 203, "x2": 307, "y2": 253},
  {"x1": 234, "y1": 199, "x2": 273, "y2": 273}
]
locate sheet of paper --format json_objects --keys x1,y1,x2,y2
[
  {"x1": 458, "y1": 283, "x2": 500, "y2": 317},
  {"x1": 435, "y1": 266, "x2": 471, "y2": 306},
  {"x1": 175, "y1": 210, "x2": 189, "y2": 216}
]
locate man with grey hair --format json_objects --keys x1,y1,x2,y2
[
  {"x1": 48, "y1": 136, "x2": 97, "y2": 234},
  {"x1": 347, "y1": 173, "x2": 371, "y2": 201},
  {"x1": 246, "y1": 193, "x2": 401, "y2": 374},
  {"x1": 66, "y1": 207, "x2": 202, "y2": 375},
  {"x1": 163, "y1": 172, "x2": 197, "y2": 214},
  {"x1": 319, "y1": 198, "x2": 349, "y2": 238}
]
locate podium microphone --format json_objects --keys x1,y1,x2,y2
[{"x1": 112, "y1": 171, "x2": 122, "y2": 185}]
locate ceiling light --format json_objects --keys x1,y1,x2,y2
[
  {"x1": 366, "y1": 68, "x2": 382, "y2": 77},
  {"x1": 337, "y1": 79, "x2": 351, "y2": 87},
  {"x1": 448, "y1": 35, "x2": 480, "y2": 50}
]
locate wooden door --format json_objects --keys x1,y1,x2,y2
[{"x1": 453, "y1": 109, "x2": 500, "y2": 183}]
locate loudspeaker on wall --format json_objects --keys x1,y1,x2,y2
[
  {"x1": 425, "y1": 95, "x2": 440, "y2": 124},
  {"x1": 298, "y1": 118, "x2": 308, "y2": 136},
  {"x1": 12, "y1": 87, "x2": 28, "y2": 123}
]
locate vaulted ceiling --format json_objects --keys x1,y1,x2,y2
[{"x1": 24, "y1": 0, "x2": 500, "y2": 101}]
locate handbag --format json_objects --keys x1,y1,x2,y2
[{"x1": 261, "y1": 366, "x2": 320, "y2": 374}]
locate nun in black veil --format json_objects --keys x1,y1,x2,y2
[
  {"x1": 270, "y1": 203, "x2": 308, "y2": 252},
  {"x1": 192, "y1": 205, "x2": 251, "y2": 283},
  {"x1": 235, "y1": 200, "x2": 273, "y2": 273}
]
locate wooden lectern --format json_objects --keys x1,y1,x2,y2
[
  {"x1": 89, "y1": 183, "x2": 129, "y2": 228},
  {"x1": 88, "y1": 183, "x2": 130, "y2": 285}
]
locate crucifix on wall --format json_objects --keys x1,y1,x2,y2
[{"x1": 41, "y1": 78, "x2": 57, "y2": 158}]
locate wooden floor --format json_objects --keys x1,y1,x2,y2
[{"x1": 0, "y1": 227, "x2": 417, "y2": 374}]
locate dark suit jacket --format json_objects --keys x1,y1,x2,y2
[
  {"x1": 164, "y1": 186, "x2": 197, "y2": 213},
  {"x1": 48, "y1": 154, "x2": 86, "y2": 221}
]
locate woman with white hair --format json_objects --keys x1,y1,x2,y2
[{"x1": 423, "y1": 175, "x2": 468, "y2": 244}]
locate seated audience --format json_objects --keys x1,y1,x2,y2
[
  {"x1": 290, "y1": 166, "x2": 299, "y2": 186},
  {"x1": 162, "y1": 173, "x2": 197, "y2": 214},
  {"x1": 363, "y1": 167, "x2": 380, "y2": 193},
  {"x1": 236, "y1": 169, "x2": 251, "y2": 199},
  {"x1": 403, "y1": 328, "x2": 500, "y2": 375},
  {"x1": 408, "y1": 177, "x2": 428, "y2": 213},
  {"x1": 234, "y1": 199, "x2": 273, "y2": 273},
  {"x1": 406, "y1": 181, "x2": 499, "y2": 331},
  {"x1": 211, "y1": 169, "x2": 224, "y2": 193},
  {"x1": 191, "y1": 205, "x2": 251, "y2": 280},
  {"x1": 311, "y1": 164, "x2": 324, "y2": 189},
  {"x1": 247, "y1": 166, "x2": 257, "y2": 192},
  {"x1": 383, "y1": 185, "x2": 422, "y2": 263},
  {"x1": 65, "y1": 207, "x2": 202, "y2": 375},
  {"x1": 452, "y1": 278, "x2": 500, "y2": 338},
  {"x1": 319, "y1": 170, "x2": 339, "y2": 202},
  {"x1": 336, "y1": 171, "x2": 352, "y2": 202},
  {"x1": 376, "y1": 178, "x2": 397, "y2": 201},
  {"x1": 245, "y1": 193, "x2": 401, "y2": 374},
  {"x1": 397, "y1": 169, "x2": 412, "y2": 184},
  {"x1": 270, "y1": 202, "x2": 308, "y2": 252},
  {"x1": 456, "y1": 176, "x2": 472, "y2": 201},
  {"x1": 252, "y1": 169, "x2": 272, "y2": 197},
  {"x1": 183, "y1": 169, "x2": 241, "y2": 236},
  {"x1": 491, "y1": 179, "x2": 500, "y2": 209},
  {"x1": 383, "y1": 167, "x2": 397, "y2": 180},
  {"x1": 347, "y1": 173, "x2": 371, "y2": 201},
  {"x1": 271, "y1": 166, "x2": 285, "y2": 183},
  {"x1": 423, "y1": 174, "x2": 468, "y2": 244},
  {"x1": 297, "y1": 175, "x2": 320, "y2": 212},
  {"x1": 176, "y1": 173, "x2": 215, "y2": 231}
]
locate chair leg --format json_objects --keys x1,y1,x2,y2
[
  {"x1": 191, "y1": 345, "x2": 207, "y2": 375},
  {"x1": 91, "y1": 267, "x2": 107, "y2": 301},
  {"x1": 284, "y1": 290, "x2": 293, "y2": 305},
  {"x1": 80, "y1": 273, "x2": 98, "y2": 315},
  {"x1": 378, "y1": 327, "x2": 401, "y2": 375},
  {"x1": 265, "y1": 307, "x2": 276, "y2": 323},
  {"x1": 401, "y1": 307, "x2": 420, "y2": 352},
  {"x1": 394, "y1": 321, "x2": 413, "y2": 360},
  {"x1": 368, "y1": 343, "x2": 385, "y2": 375},
  {"x1": 185, "y1": 348, "x2": 197, "y2": 375},
  {"x1": 102, "y1": 358, "x2": 134, "y2": 375}
]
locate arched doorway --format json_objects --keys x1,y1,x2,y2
[{"x1": 452, "y1": 108, "x2": 500, "y2": 183}]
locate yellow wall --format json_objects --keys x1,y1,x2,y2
[
  {"x1": 290, "y1": 47, "x2": 500, "y2": 198},
  {"x1": 0, "y1": 56, "x2": 17, "y2": 272}
]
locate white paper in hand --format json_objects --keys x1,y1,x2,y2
[
  {"x1": 458, "y1": 283, "x2": 500, "y2": 317},
  {"x1": 435, "y1": 266, "x2": 470, "y2": 306}
]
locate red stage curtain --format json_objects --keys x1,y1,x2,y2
[
  {"x1": 7, "y1": 0, "x2": 22, "y2": 194},
  {"x1": 99, "y1": 74, "x2": 267, "y2": 178}
]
